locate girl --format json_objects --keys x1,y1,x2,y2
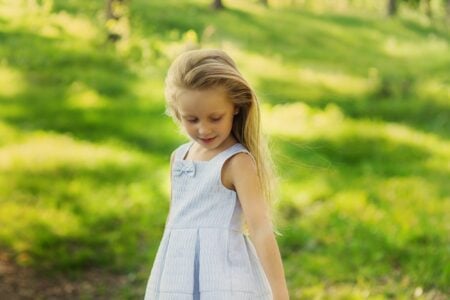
[{"x1": 145, "y1": 49, "x2": 289, "y2": 300}]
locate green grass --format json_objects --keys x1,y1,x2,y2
[{"x1": 0, "y1": 0, "x2": 449, "y2": 299}]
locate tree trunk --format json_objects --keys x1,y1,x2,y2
[
  {"x1": 106, "y1": 0, "x2": 117, "y2": 21},
  {"x1": 447, "y1": 0, "x2": 450, "y2": 21},
  {"x1": 260, "y1": 0, "x2": 268, "y2": 6},
  {"x1": 387, "y1": 0, "x2": 397, "y2": 16},
  {"x1": 105, "y1": 0, "x2": 129, "y2": 42},
  {"x1": 423, "y1": 0, "x2": 432, "y2": 18},
  {"x1": 211, "y1": 0, "x2": 224, "y2": 10}
]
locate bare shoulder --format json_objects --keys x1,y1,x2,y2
[
  {"x1": 170, "y1": 149, "x2": 176, "y2": 164},
  {"x1": 222, "y1": 152, "x2": 257, "y2": 190},
  {"x1": 229, "y1": 152, "x2": 256, "y2": 171}
]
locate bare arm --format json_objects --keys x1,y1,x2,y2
[
  {"x1": 227, "y1": 153, "x2": 289, "y2": 300},
  {"x1": 169, "y1": 150, "x2": 175, "y2": 203},
  {"x1": 165, "y1": 150, "x2": 176, "y2": 227}
]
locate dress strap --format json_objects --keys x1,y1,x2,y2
[
  {"x1": 213, "y1": 143, "x2": 253, "y2": 167},
  {"x1": 173, "y1": 141, "x2": 193, "y2": 161}
]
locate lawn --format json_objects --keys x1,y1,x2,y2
[{"x1": 0, "y1": 0, "x2": 449, "y2": 299}]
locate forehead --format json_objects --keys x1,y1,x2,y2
[{"x1": 177, "y1": 88, "x2": 234, "y2": 115}]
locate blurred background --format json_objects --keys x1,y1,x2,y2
[{"x1": 0, "y1": 0, "x2": 449, "y2": 299}]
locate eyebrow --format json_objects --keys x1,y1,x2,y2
[{"x1": 181, "y1": 112, "x2": 225, "y2": 118}]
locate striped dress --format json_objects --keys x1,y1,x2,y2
[{"x1": 144, "y1": 141, "x2": 273, "y2": 300}]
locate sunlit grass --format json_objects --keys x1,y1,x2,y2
[
  {"x1": 0, "y1": 202, "x2": 82, "y2": 266},
  {"x1": 264, "y1": 98, "x2": 449, "y2": 296},
  {"x1": 223, "y1": 48, "x2": 374, "y2": 103},
  {"x1": 66, "y1": 81, "x2": 110, "y2": 109},
  {"x1": 0, "y1": 121, "x2": 19, "y2": 146},
  {"x1": 263, "y1": 102, "x2": 450, "y2": 157},
  {"x1": 262, "y1": 102, "x2": 345, "y2": 138},
  {"x1": 297, "y1": 67, "x2": 372, "y2": 96},
  {"x1": 0, "y1": 132, "x2": 141, "y2": 172},
  {"x1": 0, "y1": 0, "x2": 449, "y2": 298},
  {"x1": 0, "y1": 131, "x2": 171, "y2": 272},
  {"x1": 416, "y1": 78, "x2": 450, "y2": 106},
  {"x1": 48, "y1": 11, "x2": 100, "y2": 41},
  {"x1": 383, "y1": 35, "x2": 449, "y2": 58},
  {"x1": 0, "y1": 0, "x2": 100, "y2": 41},
  {"x1": 0, "y1": 65, "x2": 25, "y2": 98}
]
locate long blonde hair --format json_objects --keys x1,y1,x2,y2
[{"x1": 164, "y1": 49, "x2": 278, "y2": 230}]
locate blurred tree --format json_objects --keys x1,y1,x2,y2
[
  {"x1": 387, "y1": 0, "x2": 398, "y2": 16},
  {"x1": 447, "y1": 0, "x2": 450, "y2": 19},
  {"x1": 402, "y1": 0, "x2": 436, "y2": 18},
  {"x1": 403, "y1": 0, "x2": 421, "y2": 6},
  {"x1": 444, "y1": 0, "x2": 450, "y2": 19},
  {"x1": 423, "y1": 0, "x2": 432, "y2": 17},
  {"x1": 260, "y1": 0, "x2": 269, "y2": 6},
  {"x1": 211, "y1": 0, "x2": 224, "y2": 10},
  {"x1": 106, "y1": 0, "x2": 130, "y2": 42}
]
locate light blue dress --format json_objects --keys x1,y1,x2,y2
[{"x1": 144, "y1": 141, "x2": 273, "y2": 300}]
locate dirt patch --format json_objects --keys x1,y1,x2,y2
[{"x1": 0, "y1": 251, "x2": 137, "y2": 300}]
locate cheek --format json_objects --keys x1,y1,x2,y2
[
  {"x1": 218, "y1": 119, "x2": 233, "y2": 132},
  {"x1": 227, "y1": 115, "x2": 235, "y2": 127},
  {"x1": 180, "y1": 121, "x2": 194, "y2": 132}
]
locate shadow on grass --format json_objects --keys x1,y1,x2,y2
[
  {"x1": 1, "y1": 1, "x2": 449, "y2": 297},
  {"x1": 258, "y1": 74, "x2": 450, "y2": 139},
  {"x1": 1, "y1": 159, "x2": 170, "y2": 272},
  {"x1": 128, "y1": 0, "x2": 450, "y2": 143},
  {"x1": 51, "y1": 0, "x2": 105, "y2": 18},
  {"x1": 0, "y1": 27, "x2": 179, "y2": 155},
  {"x1": 273, "y1": 133, "x2": 449, "y2": 291},
  {"x1": 0, "y1": 20, "x2": 175, "y2": 274}
]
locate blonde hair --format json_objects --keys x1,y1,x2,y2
[{"x1": 165, "y1": 49, "x2": 278, "y2": 231}]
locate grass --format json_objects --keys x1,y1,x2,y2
[{"x1": 0, "y1": 0, "x2": 449, "y2": 299}]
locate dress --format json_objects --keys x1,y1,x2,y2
[{"x1": 144, "y1": 141, "x2": 273, "y2": 300}]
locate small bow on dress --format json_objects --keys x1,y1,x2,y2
[{"x1": 173, "y1": 161, "x2": 196, "y2": 177}]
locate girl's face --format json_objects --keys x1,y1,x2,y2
[{"x1": 177, "y1": 87, "x2": 237, "y2": 151}]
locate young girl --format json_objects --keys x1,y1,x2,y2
[{"x1": 144, "y1": 49, "x2": 289, "y2": 300}]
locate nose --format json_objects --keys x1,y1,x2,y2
[{"x1": 198, "y1": 122, "x2": 212, "y2": 136}]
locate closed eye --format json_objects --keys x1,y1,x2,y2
[{"x1": 211, "y1": 117, "x2": 222, "y2": 122}]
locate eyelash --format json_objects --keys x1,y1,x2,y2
[{"x1": 186, "y1": 117, "x2": 222, "y2": 123}]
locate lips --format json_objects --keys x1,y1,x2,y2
[{"x1": 200, "y1": 137, "x2": 216, "y2": 143}]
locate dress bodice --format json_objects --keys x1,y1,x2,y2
[{"x1": 166, "y1": 142, "x2": 247, "y2": 232}]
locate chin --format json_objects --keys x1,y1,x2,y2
[{"x1": 201, "y1": 138, "x2": 222, "y2": 148}]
